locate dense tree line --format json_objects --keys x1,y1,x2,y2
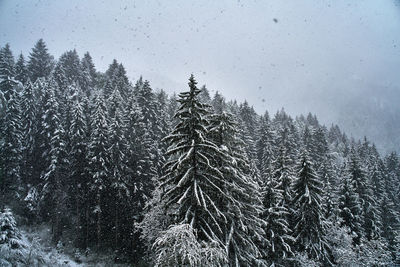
[{"x1": 0, "y1": 40, "x2": 399, "y2": 266}]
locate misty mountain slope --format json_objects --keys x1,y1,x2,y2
[{"x1": 335, "y1": 85, "x2": 400, "y2": 154}]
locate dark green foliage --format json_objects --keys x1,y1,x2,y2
[{"x1": 27, "y1": 39, "x2": 54, "y2": 82}]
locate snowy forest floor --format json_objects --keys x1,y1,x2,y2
[{"x1": 7, "y1": 223, "x2": 131, "y2": 267}]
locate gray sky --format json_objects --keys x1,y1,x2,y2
[{"x1": 1, "y1": 0, "x2": 400, "y2": 151}]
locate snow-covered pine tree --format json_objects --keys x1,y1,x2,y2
[
  {"x1": 15, "y1": 53, "x2": 28, "y2": 85},
  {"x1": 271, "y1": 144, "x2": 294, "y2": 215},
  {"x1": 39, "y1": 79, "x2": 69, "y2": 242},
  {"x1": 167, "y1": 92, "x2": 179, "y2": 128},
  {"x1": 107, "y1": 87, "x2": 130, "y2": 249},
  {"x1": 27, "y1": 39, "x2": 54, "y2": 82},
  {"x1": 156, "y1": 74, "x2": 229, "y2": 263},
  {"x1": 255, "y1": 111, "x2": 275, "y2": 179},
  {"x1": 19, "y1": 81, "x2": 40, "y2": 215},
  {"x1": 134, "y1": 78, "x2": 162, "y2": 182},
  {"x1": 81, "y1": 52, "x2": 97, "y2": 90},
  {"x1": 237, "y1": 100, "x2": 258, "y2": 161},
  {"x1": 198, "y1": 84, "x2": 211, "y2": 104},
  {"x1": 69, "y1": 98, "x2": 90, "y2": 247},
  {"x1": 0, "y1": 88, "x2": 22, "y2": 198},
  {"x1": 260, "y1": 162, "x2": 293, "y2": 266},
  {"x1": 292, "y1": 151, "x2": 331, "y2": 263},
  {"x1": 0, "y1": 43, "x2": 17, "y2": 101},
  {"x1": 208, "y1": 108, "x2": 265, "y2": 266},
  {"x1": 88, "y1": 91, "x2": 110, "y2": 248},
  {"x1": 0, "y1": 208, "x2": 27, "y2": 264},
  {"x1": 380, "y1": 193, "x2": 400, "y2": 260},
  {"x1": 347, "y1": 148, "x2": 380, "y2": 241},
  {"x1": 338, "y1": 171, "x2": 362, "y2": 245}
]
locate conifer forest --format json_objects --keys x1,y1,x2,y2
[{"x1": 0, "y1": 38, "x2": 399, "y2": 266}]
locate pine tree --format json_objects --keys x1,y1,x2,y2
[
  {"x1": 208, "y1": 110, "x2": 265, "y2": 265},
  {"x1": 260, "y1": 166, "x2": 293, "y2": 266},
  {"x1": 338, "y1": 173, "x2": 362, "y2": 245},
  {"x1": 255, "y1": 111, "x2": 274, "y2": 178},
  {"x1": 15, "y1": 53, "x2": 28, "y2": 85},
  {"x1": 40, "y1": 103, "x2": 69, "y2": 242},
  {"x1": 27, "y1": 39, "x2": 54, "y2": 82},
  {"x1": 0, "y1": 43, "x2": 17, "y2": 101},
  {"x1": 380, "y1": 193, "x2": 400, "y2": 259},
  {"x1": 0, "y1": 89, "x2": 22, "y2": 198},
  {"x1": 156, "y1": 75, "x2": 229, "y2": 261},
  {"x1": 271, "y1": 144, "x2": 293, "y2": 212},
  {"x1": 198, "y1": 85, "x2": 211, "y2": 104},
  {"x1": 107, "y1": 87, "x2": 130, "y2": 249},
  {"x1": 88, "y1": 91, "x2": 110, "y2": 248},
  {"x1": 347, "y1": 149, "x2": 380, "y2": 241},
  {"x1": 20, "y1": 82, "x2": 38, "y2": 187},
  {"x1": 69, "y1": 98, "x2": 90, "y2": 247},
  {"x1": 0, "y1": 208, "x2": 27, "y2": 264},
  {"x1": 81, "y1": 52, "x2": 97, "y2": 93},
  {"x1": 54, "y1": 50, "x2": 82, "y2": 91},
  {"x1": 33, "y1": 79, "x2": 68, "y2": 234},
  {"x1": 292, "y1": 152, "x2": 331, "y2": 263}
]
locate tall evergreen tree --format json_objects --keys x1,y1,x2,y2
[
  {"x1": 15, "y1": 53, "x2": 28, "y2": 85},
  {"x1": 27, "y1": 39, "x2": 54, "y2": 82},
  {"x1": 107, "y1": 87, "x2": 129, "y2": 249},
  {"x1": 155, "y1": 75, "x2": 230, "y2": 262},
  {"x1": 338, "y1": 173, "x2": 362, "y2": 245},
  {"x1": 0, "y1": 89, "x2": 22, "y2": 197},
  {"x1": 260, "y1": 164, "x2": 293, "y2": 266},
  {"x1": 0, "y1": 43, "x2": 17, "y2": 101},
  {"x1": 13, "y1": 54, "x2": 27, "y2": 84},
  {"x1": 20, "y1": 82, "x2": 37, "y2": 186},
  {"x1": 208, "y1": 110, "x2": 265, "y2": 266},
  {"x1": 88, "y1": 92, "x2": 110, "y2": 248},
  {"x1": 292, "y1": 152, "x2": 331, "y2": 263},
  {"x1": 69, "y1": 98, "x2": 90, "y2": 247}
]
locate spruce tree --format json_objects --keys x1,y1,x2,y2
[
  {"x1": 69, "y1": 98, "x2": 90, "y2": 247},
  {"x1": 348, "y1": 149, "x2": 380, "y2": 241},
  {"x1": 0, "y1": 89, "x2": 22, "y2": 197},
  {"x1": 260, "y1": 167, "x2": 293, "y2": 266},
  {"x1": 0, "y1": 43, "x2": 17, "y2": 101},
  {"x1": 292, "y1": 152, "x2": 331, "y2": 263},
  {"x1": 15, "y1": 53, "x2": 28, "y2": 85},
  {"x1": 20, "y1": 82, "x2": 38, "y2": 187},
  {"x1": 108, "y1": 87, "x2": 129, "y2": 249},
  {"x1": 208, "y1": 110, "x2": 265, "y2": 265},
  {"x1": 88, "y1": 91, "x2": 110, "y2": 248},
  {"x1": 27, "y1": 39, "x2": 54, "y2": 82},
  {"x1": 338, "y1": 173, "x2": 362, "y2": 245},
  {"x1": 157, "y1": 75, "x2": 229, "y2": 261}
]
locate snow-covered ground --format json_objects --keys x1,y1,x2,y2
[{"x1": 2, "y1": 224, "x2": 130, "y2": 267}]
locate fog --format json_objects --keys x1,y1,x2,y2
[{"x1": 1, "y1": 0, "x2": 399, "y2": 152}]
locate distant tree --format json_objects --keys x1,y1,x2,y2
[
  {"x1": 15, "y1": 53, "x2": 28, "y2": 84},
  {"x1": 81, "y1": 52, "x2": 97, "y2": 91},
  {"x1": 27, "y1": 39, "x2": 54, "y2": 82},
  {"x1": 0, "y1": 43, "x2": 17, "y2": 101}
]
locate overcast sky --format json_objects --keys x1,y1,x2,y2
[{"x1": 1, "y1": 0, "x2": 400, "y2": 150}]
